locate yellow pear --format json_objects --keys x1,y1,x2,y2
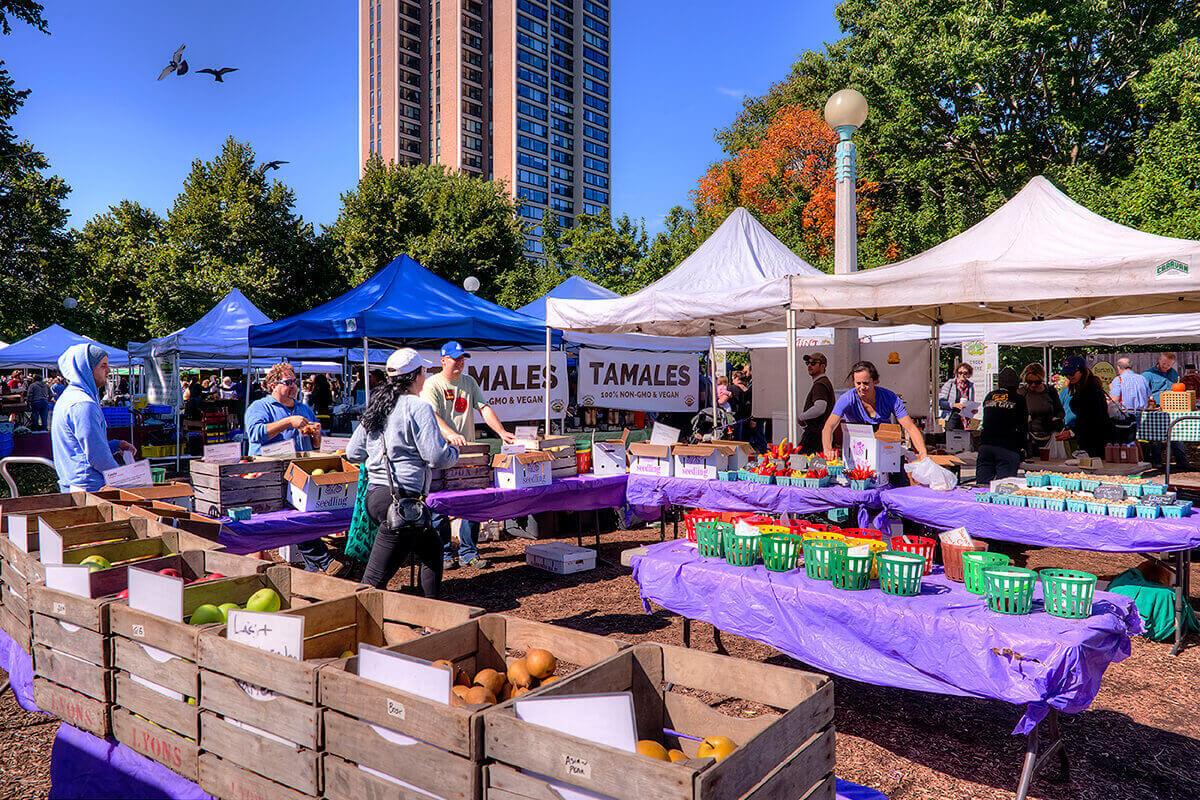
[
  {"x1": 696, "y1": 736, "x2": 737, "y2": 762},
  {"x1": 636, "y1": 740, "x2": 670, "y2": 761}
]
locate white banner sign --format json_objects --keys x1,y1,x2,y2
[
  {"x1": 576, "y1": 349, "x2": 699, "y2": 413},
  {"x1": 421, "y1": 350, "x2": 568, "y2": 423},
  {"x1": 146, "y1": 354, "x2": 180, "y2": 410}
]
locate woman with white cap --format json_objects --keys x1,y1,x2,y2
[
  {"x1": 346, "y1": 348, "x2": 459, "y2": 595},
  {"x1": 50, "y1": 343, "x2": 136, "y2": 491}
]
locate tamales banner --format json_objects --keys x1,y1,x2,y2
[{"x1": 576, "y1": 349, "x2": 700, "y2": 412}]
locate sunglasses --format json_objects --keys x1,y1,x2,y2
[
  {"x1": 276, "y1": 378, "x2": 298, "y2": 387},
  {"x1": 956, "y1": 370, "x2": 971, "y2": 376}
]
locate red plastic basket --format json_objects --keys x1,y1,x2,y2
[
  {"x1": 720, "y1": 511, "x2": 757, "y2": 524},
  {"x1": 683, "y1": 510, "x2": 721, "y2": 543},
  {"x1": 891, "y1": 534, "x2": 936, "y2": 575},
  {"x1": 840, "y1": 527, "x2": 885, "y2": 541}
]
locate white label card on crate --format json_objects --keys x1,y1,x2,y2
[
  {"x1": 649, "y1": 422, "x2": 681, "y2": 446},
  {"x1": 203, "y1": 442, "x2": 243, "y2": 464},
  {"x1": 357, "y1": 643, "x2": 452, "y2": 706},
  {"x1": 38, "y1": 524, "x2": 63, "y2": 565},
  {"x1": 226, "y1": 609, "x2": 304, "y2": 660},
  {"x1": 514, "y1": 425, "x2": 540, "y2": 440},
  {"x1": 44, "y1": 564, "x2": 93, "y2": 599},
  {"x1": 500, "y1": 443, "x2": 527, "y2": 455},
  {"x1": 128, "y1": 567, "x2": 183, "y2": 622},
  {"x1": 102, "y1": 459, "x2": 154, "y2": 489},
  {"x1": 8, "y1": 515, "x2": 29, "y2": 551},
  {"x1": 260, "y1": 439, "x2": 297, "y2": 458},
  {"x1": 319, "y1": 436, "x2": 352, "y2": 453},
  {"x1": 514, "y1": 692, "x2": 637, "y2": 754}
]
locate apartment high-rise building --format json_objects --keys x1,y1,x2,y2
[{"x1": 360, "y1": 0, "x2": 612, "y2": 255}]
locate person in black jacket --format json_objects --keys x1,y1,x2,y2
[
  {"x1": 976, "y1": 368, "x2": 1028, "y2": 484},
  {"x1": 1061, "y1": 356, "x2": 1110, "y2": 458},
  {"x1": 1018, "y1": 363, "x2": 1064, "y2": 455}
]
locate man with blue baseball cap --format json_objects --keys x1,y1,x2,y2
[{"x1": 421, "y1": 341, "x2": 515, "y2": 568}]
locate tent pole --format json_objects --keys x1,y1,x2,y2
[
  {"x1": 174, "y1": 353, "x2": 182, "y2": 472},
  {"x1": 786, "y1": 308, "x2": 798, "y2": 445},
  {"x1": 544, "y1": 326, "x2": 552, "y2": 435},
  {"x1": 362, "y1": 336, "x2": 370, "y2": 408},
  {"x1": 245, "y1": 348, "x2": 253, "y2": 456},
  {"x1": 709, "y1": 333, "x2": 718, "y2": 440},
  {"x1": 925, "y1": 325, "x2": 941, "y2": 435},
  {"x1": 1044, "y1": 346, "x2": 1051, "y2": 378}
]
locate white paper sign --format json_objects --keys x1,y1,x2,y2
[
  {"x1": 102, "y1": 459, "x2": 154, "y2": 489},
  {"x1": 514, "y1": 692, "x2": 637, "y2": 753},
  {"x1": 649, "y1": 422, "x2": 681, "y2": 446},
  {"x1": 227, "y1": 609, "x2": 304, "y2": 660},
  {"x1": 8, "y1": 515, "x2": 29, "y2": 551},
  {"x1": 45, "y1": 564, "x2": 93, "y2": 599},
  {"x1": 204, "y1": 442, "x2": 243, "y2": 464},
  {"x1": 121, "y1": 450, "x2": 135, "y2": 466},
  {"x1": 357, "y1": 644, "x2": 452, "y2": 705},
  {"x1": 128, "y1": 566, "x2": 184, "y2": 622},
  {"x1": 500, "y1": 443, "x2": 527, "y2": 455},
  {"x1": 514, "y1": 425, "x2": 540, "y2": 440},
  {"x1": 319, "y1": 436, "x2": 352, "y2": 453},
  {"x1": 38, "y1": 522, "x2": 63, "y2": 565},
  {"x1": 260, "y1": 439, "x2": 298, "y2": 458},
  {"x1": 576, "y1": 349, "x2": 699, "y2": 412}
]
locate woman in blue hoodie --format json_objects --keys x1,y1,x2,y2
[{"x1": 51, "y1": 343, "x2": 135, "y2": 491}]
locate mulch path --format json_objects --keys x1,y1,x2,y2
[{"x1": 2, "y1": 523, "x2": 1198, "y2": 800}]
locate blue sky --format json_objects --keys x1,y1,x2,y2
[{"x1": 6, "y1": 1, "x2": 842, "y2": 232}]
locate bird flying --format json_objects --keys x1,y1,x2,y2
[
  {"x1": 262, "y1": 160, "x2": 289, "y2": 171},
  {"x1": 157, "y1": 44, "x2": 188, "y2": 80},
  {"x1": 197, "y1": 67, "x2": 239, "y2": 82}
]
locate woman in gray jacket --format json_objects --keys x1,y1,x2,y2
[{"x1": 346, "y1": 348, "x2": 458, "y2": 595}]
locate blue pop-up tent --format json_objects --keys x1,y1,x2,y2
[
  {"x1": 249, "y1": 255, "x2": 560, "y2": 349},
  {"x1": 0, "y1": 324, "x2": 129, "y2": 369}
]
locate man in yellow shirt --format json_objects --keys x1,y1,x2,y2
[{"x1": 421, "y1": 342, "x2": 514, "y2": 568}]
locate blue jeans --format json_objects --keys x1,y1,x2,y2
[
  {"x1": 31, "y1": 399, "x2": 49, "y2": 430},
  {"x1": 432, "y1": 511, "x2": 479, "y2": 564},
  {"x1": 296, "y1": 538, "x2": 332, "y2": 572}
]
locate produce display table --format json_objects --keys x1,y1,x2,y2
[
  {"x1": 50, "y1": 724, "x2": 213, "y2": 800},
  {"x1": 1137, "y1": 410, "x2": 1200, "y2": 442},
  {"x1": 1019, "y1": 458, "x2": 1150, "y2": 477},
  {"x1": 631, "y1": 540, "x2": 1141, "y2": 800},
  {"x1": 216, "y1": 506, "x2": 354, "y2": 554},
  {"x1": 626, "y1": 474, "x2": 889, "y2": 530},
  {"x1": 427, "y1": 472, "x2": 628, "y2": 523}
]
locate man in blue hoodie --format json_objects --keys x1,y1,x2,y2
[{"x1": 51, "y1": 343, "x2": 135, "y2": 491}]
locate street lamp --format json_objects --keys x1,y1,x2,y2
[
  {"x1": 63, "y1": 297, "x2": 78, "y2": 310},
  {"x1": 824, "y1": 88, "x2": 868, "y2": 376},
  {"x1": 463, "y1": 276, "x2": 480, "y2": 294}
]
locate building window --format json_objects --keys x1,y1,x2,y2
[
  {"x1": 551, "y1": 148, "x2": 573, "y2": 165},
  {"x1": 583, "y1": 140, "x2": 608, "y2": 158},
  {"x1": 519, "y1": 83, "x2": 548, "y2": 103},
  {"x1": 583, "y1": 12, "x2": 608, "y2": 34},
  {"x1": 518, "y1": 32, "x2": 547, "y2": 54},
  {"x1": 583, "y1": 124, "x2": 608, "y2": 143},
  {"x1": 517, "y1": 14, "x2": 547, "y2": 36},
  {"x1": 518, "y1": 135, "x2": 549, "y2": 153},
  {"x1": 519, "y1": 152, "x2": 549, "y2": 170},
  {"x1": 518, "y1": 204, "x2": 545, "y2": 220},
  {"x1": 518, "y1": 169, "x2": 549, "y2": 187},
  {"x1": 551, "y1": 117, "x2": 574, "y2": 134},
  {"x1": 583, "y1": 62, "x2": 608, "y2": 81},
  {"x1": 551, "y1": 84, "x2": 573, "y2": 103},
  {"x1": 583, "y1": 0, "x2": 608, "y2": 21},
  {"x1": 518, "y1": 49, "x2": 548, "y2": 70},
  {"x1": 518, "y1": 186, "x2": 549, "y2": 204},
  {"x1": 550, "y1": 99, "x2": 573, "y2": 118},
  {"x1": 550, "y1": 52, "x2": 573, "y2": 71},
  {"x1": 517, "y1": 0, "x2": 547, "y2": 21},
  {"x1": 518, "y1": 66, "x2": 547, "y2": 87},
  {"x1": 583, "y1": 202, "x2": 605, "y2": 215},
  {"x1": 518, "y1": 117, "x2": 548, "y2": 136},
  {"x1": 584, "y1": 93, "x2": 608, "y2": 112},
  {"x1": 550, "y1": 67, "x2": 572, "y2": 86},
  {"x1": 584, "y1": 155, "x2": 608, "y2": 173},
  {"x1": 551, "y1": 132, "x2": 574, "y2": 150},
  {"x1": 584, "y1": 171, "x2": 608, "y2": 188},
  {"x1": 583, "y1": 109, "x2": 608, "y2": 127},
  {"x1": 550, "y1": 2, "x2": 572, "y2": 24},
  {"x1": 464, "y1": 117, "x2": 483, "y2": 134},
  {"x1": 518, "y1": 100, "x2": 548, "y2": 120},
  {"x1": 583, "y1": 46, "x2": 608, "y2": 67},
  {"x1": 551, "y1": 165, "x2": 573, "y2": 181},
  {"x1": 463, "y1": 134, "x2": 483, "y2": 151},
  {"x1": 551, "y1": 197, "x2": 574, "y2": 213},
  {"x1": 584, "y1": 187, "x2": 608, "y2": 203},
  {"x1": 551, "y1": 182, "x2": 572, "y2": 197},
  {"x1": 583, "y1": 31, "x2": 607, "y2": 49}
]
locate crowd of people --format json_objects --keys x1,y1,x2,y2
[{"x1": 2, "y1": 370, "x2": 70, "y2": 430}]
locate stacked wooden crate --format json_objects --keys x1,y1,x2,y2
[
  {"x1": 515, "y1": 435, "x2": 578, "y2": 479},
  {"x1": 197, "y1": 587, "x2": 482, "y2": 800},
  {"x1": 189, "y1": 458, "x2": 286, "y2": 517},
  {"x1": 431, "y1": 443, "x2": 494, "y2": 491},
  {"x1": 483, "y1": 642, "x2": 836, "y2": 800},
  {"x1": 319, "y1": 614, "x2": 623, "y2": 800}
]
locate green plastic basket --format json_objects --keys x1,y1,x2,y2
[
  {"x1": 760, "y1": 533, "x2": 801, "y2": 572},
  {"x1": 150, "y1": 467, "x2": 167, "y2": 485},
  {"x1": 830, "y1": 547, "x2": 874, "y2": 591},
  {"x1": 876, "y1": 551, "x2": 925, "y2": 597},
  {"x1": 961, "y1": 551, "x2": 1012, "y2": 595},
  {"x1": 696, "y1": 521, "x2": 730, "y2": 558},
  {"x1": 982, "y1": 566, "x2": 1038, "y2": 615},
  {"x1": 723, "y1": 529, "x2": 761, "y2": 567},
  {"x1": 1040, "y1": 568, "x2": 1098, "y2": 619},
  {"x1": 802, "y1": 539, "x2": 846, "y2": 581}
]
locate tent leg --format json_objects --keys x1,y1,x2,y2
[
  {"x1": 786, "y1": 309, "x2": 797, "y2": 444},
  {"x1": 174, "y1": 353, "x2": 182, "y2": 472},
  {"x1": 544, "y1": 326, "x2": 552, "y2": 435},
  {"x1": 709, "y1": 335, "x2": 718, "y2": 440},
  {"x1": 362, "y1": 337, "x2": 371, "y2": 408},
  {"x1": 244, "y1": 349, "x2": 253, "y2": 456},
  {"x1": 925, "y1": 324, "x2": 942, "y2": 435}
]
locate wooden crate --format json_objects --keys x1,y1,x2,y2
[
  {"x1": 121, "y1": 501, "x2": 224, "y2": 542},
  {"x1": 189, "y1": 459, "x2": 286, "y2": 517},
  {"x1": 430, "y1": 445, "x2": 493, "y2": 492},
  {"x1": 483, "y1": 642, "x2": 835, "y2": 800},
  {"x1": 546, "y1": 445, "x2": 579, "y2": 479},
  {"x1": 319, "y1": 613, "x2": 624, "y2": 800},
  {"x1": 198, "y1": 588, "x2": 479, "y2": 799},
  {"x1": 0, "y1": 491, "x2": 100, "y2": 532}
]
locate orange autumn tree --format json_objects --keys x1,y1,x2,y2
[{"x1": 695, "y1": 105, "x2": 877, "y2": 266}]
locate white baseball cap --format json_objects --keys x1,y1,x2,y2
[{"x1": 386, "y1": 348, "x2": 433, "y2": 376}]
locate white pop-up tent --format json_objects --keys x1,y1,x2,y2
[{"x1": 789, "y1": 176, "x2": 1200, "y2": 325}]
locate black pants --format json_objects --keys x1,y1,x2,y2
[
  {"x1": 362, "y1": 485, "x2": 443, "y2": 597},
  {"x1": 976, "y1": 444, "x2": 1022, "y2": 485}
]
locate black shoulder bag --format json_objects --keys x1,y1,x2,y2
[{"x1": 382, "y1": 454, "x2": 432, "y2": 531}]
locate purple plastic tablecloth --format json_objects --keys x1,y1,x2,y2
[
  {"x1": 626, "y1": 475, "x2": 888, "y2": 530},
  {"x1": 216, "y1": 507, "x2": 354, "y2": 554},
  {"x1": 50, "y1": 724, "x2": 214, "y2": 800},
  {"x1": 883, "y1": 486, "x2": 1200, "y2": 552},
  {"x1": 632, "y1": 541, "x2": 1142, "y2": 735},
  {"x1": 0, "y1": 627, "x2": 42, "y2": 714},
  {"x1": 427, "y1": 473, "x2": 628, "y2": 522}
]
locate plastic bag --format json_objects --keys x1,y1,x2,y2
[
  {"x1": 1047, "y1": 438, "x2": 1068, "y2": 461},
  {"x1": 905, "y1": 458, "x2": 958, "y2": 491}
]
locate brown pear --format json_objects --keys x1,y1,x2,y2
[
  {"x1": 525, "y1": 648, "x2": 557, "y2": 679},
  {"x1": 464, "y1": 685, "x2": 496, "y2": 706},
  {"x1": 507, "y1": 658, "x2": 534, "y2": 689},
  {"x1": 473, "y1": 668, "x2": 506, "y2": 696}
]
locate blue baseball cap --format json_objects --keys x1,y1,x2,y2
[
  {"x1": 1061, "y1": 355, "x2": 1087, "y2": 376},
  {"x1": 441, "y1": 341, "x2": 470, "y2": 359}
]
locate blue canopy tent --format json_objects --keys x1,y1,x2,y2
[
  {"x1": 0, "y1": 324, "x2": 129, "y2": 369},
  {"x1": 249, "y1": 255, "x2": 562, "y2": 406}
]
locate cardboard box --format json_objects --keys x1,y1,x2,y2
[
  {"x1": 512, "y1": 434, "x2": 575, "y2": 452},
  {"x1": 526, "y1": 541, "x2": 597, "y2": 574},
  {"x1": 945, "y1": 429, "x2": 972, "y2": 454},
  {"x1": 283, "y1": 457, "x2": 359, "y2": 512},
  {"x1": 843, "y1": 422, "x2": 904, "y2": 474},
  {"x1": 592, "y1": 440, "x2": 628, "y2": 476},
  {"x1": 492, "y1": 451, "x2": 553, "y2": 489},
  {"x1": 627, "y1": 442, "x2": 673, "y2": 478},
  {"x1": 671, "y1": 442, "x2": 754, "y2": 481}
]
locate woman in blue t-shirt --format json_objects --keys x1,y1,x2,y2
[{"x1": 821, "y1": 360, "x2": 929, "y2": 471}]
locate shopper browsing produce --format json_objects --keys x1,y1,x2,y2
[
  {"x1": 50, "y1": 343, "x2": 136, "y2": 491},
  {"x1": 1059, "y1": 356, "x2": 1110, "y2": 458},
  {"x1": 976, "y1": 368, "x2": 1028, "y2": 483}
]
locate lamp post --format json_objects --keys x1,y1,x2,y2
[
  {"x1": 463, "y1": 276, "x2": 480, "y2": 294},
  {"x1": 824, "y1": 89, "x2": 868, "y2": 374}
]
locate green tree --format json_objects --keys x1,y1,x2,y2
[
  {"x1": 548, "y1": 209, "x2": 649, "y2": 294},
  {"x1": 327, "y1": 158, "x2": 527, "y2": 295},
  {"x1": 143, "y1": 137, "x2": 330, "y2": 335},
  {"x1": 72, "y1": 201, "x2": 164, "y2": 345},
  {"x1": 0, "y1": 1, "x2": 75, "y2": 341},
  {"x1": 637, "y1": 206, "x2": 706, "y2": 287}
]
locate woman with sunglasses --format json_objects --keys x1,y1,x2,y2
[
  {"x1": 346, "y1": 349, "x2": 458, "y2": 596},
  {"x1": 938, "y1": 362, "x2": 975, "y2": 431},
  {"x1": 1018, "y1": 363, "x2": 1064, "y2": 455}
]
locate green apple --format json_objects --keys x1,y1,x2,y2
[
  {"x1": 245, "y1": 588, "x2": 281, "y2": 613},
  {"x1": 189, "y1": 604, "x2": 225, "y2": 625},
  {"x1": 218, "y1": 602, "x2": 240, "y2": 622},
  {"x1": 78, "y1": 555, "x2": 112, "y2": 572}
]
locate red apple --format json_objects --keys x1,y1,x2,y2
[
  {"x1": 193, "y1": 572, "x2": 226, "y2": 583},
  {"x1": 158, "y1": 568, "x2": 181, "y2": 578},
  {"x1": 115, "y1": 589, "x2": 129, "y2": 600}
]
